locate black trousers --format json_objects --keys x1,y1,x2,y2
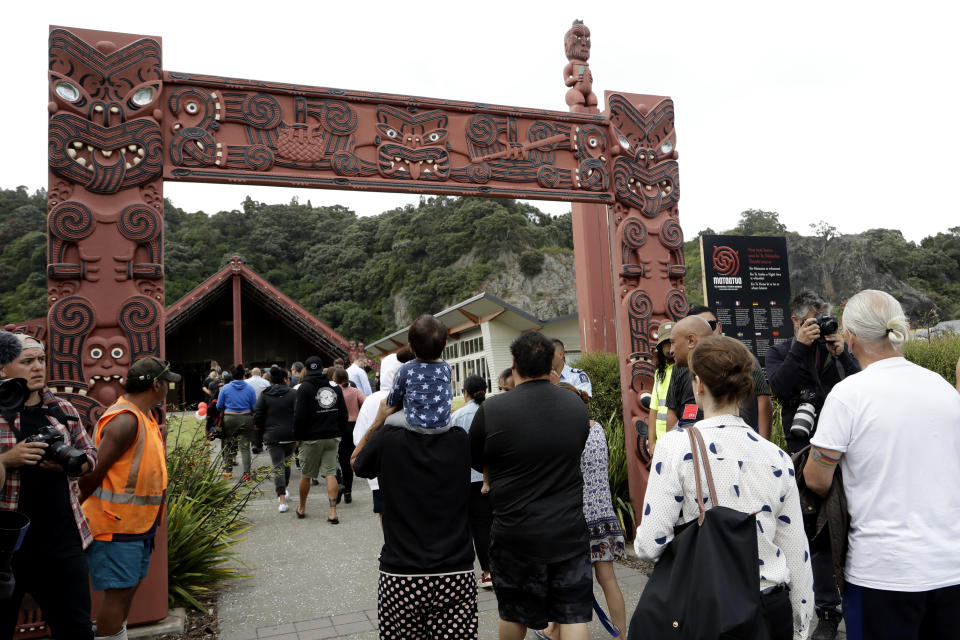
[
  {"x1": 761, "y1": 587, "x2": 794, "y2": 640},
  {"x1": 0, "y1": 533, "x2": 93, "y2": 640},
  {"x1": 844, "y1": 582, "x2": 960, "y2": 640},
  {"x1": 467, "y1": 481, "x2": 492, "y2": 572},
  {"x1": 338, "y1": 423, "x2": 355, "y2": 493}
]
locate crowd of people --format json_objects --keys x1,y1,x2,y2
[{"x1": 1, "y1": 285, "x2": 958, "y2": 640}]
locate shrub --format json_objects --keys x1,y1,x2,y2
[
  {"x1": 601, "y1": 411, "x2": 635, "y2": 541},
  {"x1": 904, "y1": 333, "x2": 960, "y2": 387},
  {"x1": 518, "y1": 249, "x2": 545, "y2": 277},
  {"x1": 571, "y1": 352, "x2": 623, "y2": 424},
  {"x1": 165, "y1": 416, "x2": 273, "y2": 611}
]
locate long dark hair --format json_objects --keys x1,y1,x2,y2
[
  {"x1": 463, "y1": 374, "x2": 487, "y2": 405},
  {"x1": 655, "y1": 341, "x2": 672, "y2": 382}
]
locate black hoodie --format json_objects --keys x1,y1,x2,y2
[
  {"x1": 253, "y1": 383, "x2": 297, "y2": 444},
  {"x1": 293, "y1": 363, "x2": 347, "y2": 441}
]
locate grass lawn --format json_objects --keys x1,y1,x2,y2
[{"x1": 166, "y1": 413, "x2": 206, "y2": 452}]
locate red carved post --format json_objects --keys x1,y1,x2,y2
[
  {"x1": 47, "y1": 25, "x2": 168, "y2": 626},
  {"x1": 565, "y1": 20, "x2": 618, "y2": 354},
  {"x1": 607, "y1": 91, "x2": 687, "y2": 526},
  {"x1": 231, "y1": 258, "x2": 243, "y2": 365}
]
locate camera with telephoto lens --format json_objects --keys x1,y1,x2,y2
[
  {"x1": 790, "y1": 389, "x2": 822, "y2": 439},
  {"x1": 814, "y1": 312, "x2": 839, "y2": 341},
  {"x1": 0, "y1": 378, "x2": 29, "y2": 415},
  {"x1": 23, "y1": 425, "x2": 88, "y2": 476}
]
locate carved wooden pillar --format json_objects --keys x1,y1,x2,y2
[
  {"x1": 564, "y1": 21, "x2": 617, "y2": 353},
  {"x1": 607, "y1": 91, "x2": 687, "y2": 525},
  {"x1": 47, "y1": 25, "x2": 168, "y2": 626}
]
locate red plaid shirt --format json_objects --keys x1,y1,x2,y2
[{"x1": 0, "y1": 387, "x2": 97, "y2": 548}]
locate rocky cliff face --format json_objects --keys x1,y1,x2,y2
[
  {"x1": 786, "y1": 232, "x2": 939, "y2": 321},
  {"x1": 390, "y1": 249, "x2": 578, "y2": 327},
  {"x1": 479, "y1": 250, "x2": 578, "y2": 320}
]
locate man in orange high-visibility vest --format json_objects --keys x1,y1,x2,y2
[{"x1": 79, "y1": 357, "x2": 176, "y2": 640}]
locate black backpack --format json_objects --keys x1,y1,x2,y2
[{"x1": 628, "y1": 427, "x2": 770, "y2": 640}]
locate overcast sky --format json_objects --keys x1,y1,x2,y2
[{"x1": 5, "y1": 0, "x2": 957, "y2": 242}]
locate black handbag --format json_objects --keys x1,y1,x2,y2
[{"x1": 628, "y1": 427, "x2": 770, "y2": 640}]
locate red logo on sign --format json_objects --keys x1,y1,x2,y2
[{"x1": 712, "y1": 246, "x2": 740, "y2": 276}]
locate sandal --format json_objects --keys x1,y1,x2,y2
[
  {"x1": 296, "y1": 508, "x2": 306, "y2": 519},
  {"x1": 327, "y1": 517, "x2": 340, "y2": 525}
]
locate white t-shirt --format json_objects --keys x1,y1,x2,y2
[{"x1": 811, "y1": 356, "x2": 960, "y2": 592}]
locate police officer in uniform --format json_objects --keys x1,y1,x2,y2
[{"x1": 551, "y1": 339, "x2": 592, "y2": 397}]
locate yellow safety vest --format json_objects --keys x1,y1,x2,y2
[
  {"x1": 82, "y1": 397, "x2": 167, "y2": 540},
  {"x1": 650, "y1": 364, "x2": 674, "y2": 441}
]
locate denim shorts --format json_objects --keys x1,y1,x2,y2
[{"x1": 86, "y1": 538, "x2": 153, "y2": 590}]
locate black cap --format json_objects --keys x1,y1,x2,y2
[
  {"x1": 305, "y1": 356, "x2": 324, "y2": 372},
  {"x1": 129, "y1": 356, "x2": 181, "y2": 383}
]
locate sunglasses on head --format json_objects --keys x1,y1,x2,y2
[{"x1": 706, "y1": 319, "x2": 718, "y2": 331}]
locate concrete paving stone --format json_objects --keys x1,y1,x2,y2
[
  {"x1": 333, "y1": 620, "x2": 374, "y2": 635},
  {"x1": 363, "y1": 609, "x2": 377, "y2": 621},
  {"x1": 293, "y1": 618, "x2": 333, "y2": 631},
  {"x1": 257, "y1": 622, "x2": 296, "y2": 637},
  {"x1": 296, "y1": 628, "x2": 339, "y2": 640},
  {"x1": 330, "y1": 612, "x2": 367, "y2": 625},
  {"x1": 219, "y1": 632, "x2": 257, "y2": 640}
]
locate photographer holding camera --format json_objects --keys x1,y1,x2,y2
[
  {"x1": 765, "y1": 290, "x2": 861, "y2": 640},
  {"x1": 0, "y1": 332, "x2": 97, "y2": 639}
]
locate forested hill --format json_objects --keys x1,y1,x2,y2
[
  {"x1": 0, "y1": 188, "x2": 574, "y2": 343},
  {"x1": 2, "y1": 187, "x2": 958, "y2": 343}
]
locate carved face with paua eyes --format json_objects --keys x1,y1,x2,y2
[
  {"x1": 47, "y1": 29, "x2": 163, "y2": 193},
  {"x1": 82, "y1": 327, "x2": 130, "y2": 406}
]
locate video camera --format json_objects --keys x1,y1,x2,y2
[{"x1": 0, "y1": 377, "x2": 87, "y2": 476}]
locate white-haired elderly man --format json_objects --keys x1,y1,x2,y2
[{"x1": 804, "y1": 290, "x2": 960, "y2": 640}]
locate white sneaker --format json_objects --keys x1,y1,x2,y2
[{"x1": 278, "y1": 501, "x2": 289, "y2": 513}]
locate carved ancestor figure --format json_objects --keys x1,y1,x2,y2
[{"x1": 563, "y1": 20, "x2": 598, "y2": 113}]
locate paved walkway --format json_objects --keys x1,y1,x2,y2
[
  {"x1": 216, "y1": 452, "x2": 649, "y2": 640},
  {"x1": 216, "y1": 450, "x2": 845, "y2": 639}
]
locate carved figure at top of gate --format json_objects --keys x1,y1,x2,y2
[{"x1": 563, "y1": 20, "x2": 597, "y2": 113}]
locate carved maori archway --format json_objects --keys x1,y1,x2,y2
[{"x1": 47, "y1": 22, "x2": 685, "y2": 623}]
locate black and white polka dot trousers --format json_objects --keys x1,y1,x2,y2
[{"x1": 377, "y1": 571, "x2": 479, "y2": 639}]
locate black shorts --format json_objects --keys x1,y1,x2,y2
[{"x1": 489, "y1": 540, "x2": 593, "y2": 629}]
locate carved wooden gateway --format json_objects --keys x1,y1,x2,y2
[{"x1": 46, "y1": 22, "x2": 686, "y2": 623}]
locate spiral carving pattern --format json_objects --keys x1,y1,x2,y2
[
  {"x1": 120, "y1": 296, "x2": 158, "y2": 333},
  {"x1": 320, "y1": 101, "x2": 359, "y2": 135},
  {"x1": 466, "y1": 162, "x2": 491, "y2": 184},
  {"x1": 622, "y1": 219, "x2": 647, "y2": 249},
  {"x1": 50, "y1": 296, "x2": 94, "y2": 336},
  {"x1": 666, "y1": 288, "x2": 690, "y2": 320},
  {"x1": 466, "y1": 114, "x2": 498, "y2": 146},
  {"x1": 659, "y1": 218, "x2": 684, "y2": 250},
  {"x1": 537, "y1": 165, "x2": 561, "y2": 188},
  {"x1": 244, "y1": 144, "x2": 275, "y2": 171},
  {"x1": 628, "y1": 289, "x2": 653, "y2": 354},
  {"x1": 49, "y1": 201, "x2": 94, "y2": 241},
  {"x1": 332, "y1": 152, "x2": 361, "y2": 176},
  {"x1": 243, "y1": 94, "x2": 282, "y2": 129},
  {"x1": 118, "y1": 204, "x2": 159, "y2": 242}
]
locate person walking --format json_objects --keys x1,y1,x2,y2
[
  {"x1": 803, "y1": 290, "x2": 960, "y2": 640},
  {"x1": 253, "y1": 367, "x2": 297, "y2": 513},
  {"x1": 451, "y1": 374, "x2": 494, "y2": 590},
  {"x1": 636, "y1": 335, "x2": 813, "y2": 639},
  {"x1": 218, "y1": 364, "x2": 257, "y2": 481},
  {"x1": 332, "y1": 366, "x2": 365, "y2": 504},
  {"x1": 293, "y1": 357, "x2": 347, "y2": 523}
]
